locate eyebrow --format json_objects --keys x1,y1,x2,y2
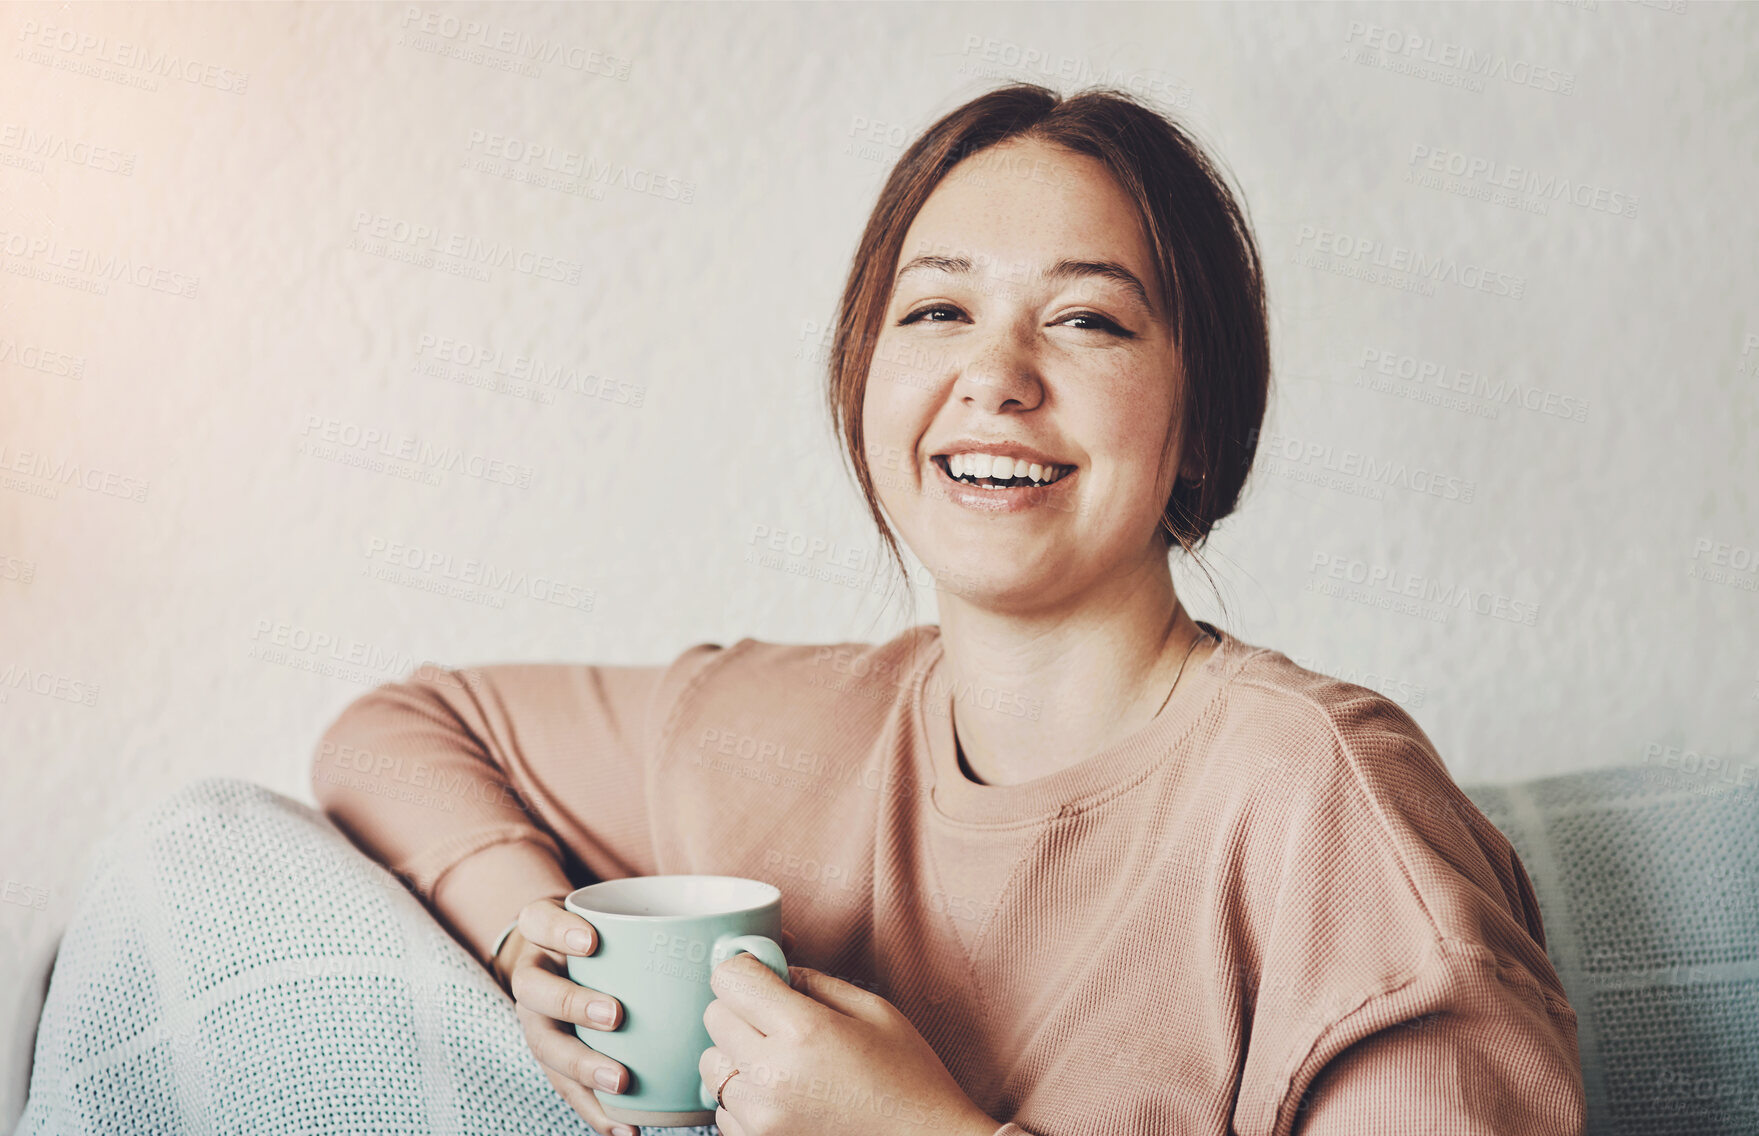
[{"x1": 893, "y1": 253, "x2": 1159, "y2": 320}]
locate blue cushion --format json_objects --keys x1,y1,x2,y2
[{"x1": 1463, "y1": 763, "x2": 1759, "y2": 1135}]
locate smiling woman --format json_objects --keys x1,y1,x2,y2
[
  {"x1": 295, "y1": 83, "x2": 1590, "y2": 1136},
  {"x1": 328, "y1": 84, "x2": 1598, "y2": 1136},
  {"x1": 20, "y1": 81, "x2": 1587, "y2": 1136}
]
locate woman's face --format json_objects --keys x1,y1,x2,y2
[{"x1": 863, "y1": 137, "x2": 1190, "y2": 613}]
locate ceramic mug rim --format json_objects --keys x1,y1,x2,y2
[{"x1": 564, "y1": 873, "x2": 782, "y2": 921}]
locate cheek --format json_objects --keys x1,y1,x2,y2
[
  {"x1": 1068, "y1": 422, "x2": 1179, "y2": 521},
  {"x1": 1096, "y1": 385, "x2": 1176, "y2": 449},
  {"x1": 861, "y1": 370, "x2": 932, "y2": 475}
]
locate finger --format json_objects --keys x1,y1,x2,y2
[
  {"x1": 779, "y1": 928, "x2": 796, "y2": 955},
  {"x1": 698, "y1": 1046, "x2": 755, "y2": 1136},
  {"x1": 541, "y1": 1064, "x2": 636, "y2": 1136},
  {"x1": 709, "y1": 951, "x2": 816, "y2": 1037},
  {"x1": 511, "y1": 963, "x2": 623, "y2": 1030},
  {"x1": 788, "y1": 965, "x2": 893, "y2": 1022},
  {"x1": 698, "y1": 1044, "x2": 739, "y2": 1106},
  {"x1": 703, "y1": 991, "x2": 765, "y2": 1054},
  {"x1": 519, "y1": 1003, "x2": 630, "y2": 1096},
  {"x1": 519, "y1": 896, "x2": 599, "y2": 956}
]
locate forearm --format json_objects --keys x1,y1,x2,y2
[
  {"x1": 311, "y1": 667, "x2": 581, "y2": 966},
  {"x1": 428, "y1": 837, "x2": 575, "y2": 967}
]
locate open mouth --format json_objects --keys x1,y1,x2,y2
[{"x1": 931, "y1": 454, "x2": 1075, "y2": 490}]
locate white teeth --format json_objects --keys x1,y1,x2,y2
[{"x1": 942, "y1": 452, "x2": 1068, "y2": 485}]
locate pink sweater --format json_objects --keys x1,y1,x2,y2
[{"x1": 311, "y1": 622, "x2": 1586, "y2": 1135}]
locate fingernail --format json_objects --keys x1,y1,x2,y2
[
  {"x1": 613, "y1": 1127, "x2": 636, "y2": 1136},
  {"x1": 594, "y1": 1065, "x2": 622, "y2": 1092},
  {"x1": 567, "y1": 929, "x2": 593, "y2": 953},
  {"x1": 587, "y1": 999, "x2": 616, "y2": 1025}
]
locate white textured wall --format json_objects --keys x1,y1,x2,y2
[{"x1": 3, "y1": 0, "x2": 1754, "y2": 1123}]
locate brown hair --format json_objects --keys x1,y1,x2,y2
[{"x1": 825, "y1": 82, "x2": 1270, "y2": 622}]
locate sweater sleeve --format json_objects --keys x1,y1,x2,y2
[
  {"x1": 1230, "y1": 687, "x2": 1585, "y2": 1136},
  {"x1": 1287, "y1": 945, "x2": 1586, "y2": 1135},
  {"x1": 310, "y1": 644, "x2": 725, "y2": 966}
]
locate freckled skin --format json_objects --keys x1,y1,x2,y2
[{"x1": 863, "y1": 136, "x2": 1199, "y2": 619}]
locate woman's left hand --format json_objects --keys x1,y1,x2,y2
[{"x1": 699, "y1": 953, "x2": 1000, "y2": 1136}]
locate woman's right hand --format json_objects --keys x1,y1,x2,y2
[{"x1": 494, "y1": 897, "x2": 637, "y2": 1136}]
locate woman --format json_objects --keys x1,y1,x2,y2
[{"x1": 314, "y1": 84, "x2": 1586, "y2": 1136}]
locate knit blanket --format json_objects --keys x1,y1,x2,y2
[{"x1": 16, "y1": 776, "x2": 718, "y2": 1136}]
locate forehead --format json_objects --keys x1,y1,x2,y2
[{"x1": 899, "y1": 138, "x2": 1153, "y2": 281}]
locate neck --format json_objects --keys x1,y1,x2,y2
[{"x1": 934, "y1": 553, "x2": 1216, "y2": 788}]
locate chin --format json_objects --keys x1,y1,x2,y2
[{"x1": 917, "y1": 552, "x2": 1062, "y2": 607}]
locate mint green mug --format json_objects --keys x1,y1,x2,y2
[{"x1": 564, "y1": 875, "x2": 790, "y2": 1127}]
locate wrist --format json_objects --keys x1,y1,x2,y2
[
  {"x1": 490, "y1": 926, "x2": 526, "y2": 993},
  {"x1": 428, "y1": 841, "x2": 574, "y2": 974},
  {"x1": 484, "y1": 889, "x2": 574, "y2": 994},
  {"x1": 488, "y1": 917, "x2": 521, "y2": 967}
]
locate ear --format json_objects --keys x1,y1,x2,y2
[
  {"x1": 1166, "y1": 400, "x2": 1202, "y2": 488},
  {"x1": 1177, "y1": 451, "x2": 1205, "y2": 487}
]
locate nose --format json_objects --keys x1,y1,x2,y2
[{"x1": 950, "y1": 325, "x2": 1046, "y2": 414}]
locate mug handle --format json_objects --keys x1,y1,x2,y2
[{"x1": 698, "y1": 933, "x2": 789, "y2": 1110}]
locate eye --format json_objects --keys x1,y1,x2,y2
[
  {"x1": 899, "y1": 304, "x2": 964, "y2": 325},
  {"x1": 1059, "y1": 311, "x2": 1133, "y2": 337}
]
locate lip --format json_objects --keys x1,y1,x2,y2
[{"x1": 928, "y1": 451, "x2": 1079, "y2": 514}]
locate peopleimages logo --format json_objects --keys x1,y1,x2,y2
[
  {"x1": 1358, "y1": 348, "x2": 1589, "y2": 424},
  {"x1": 1293, "y1": 225, "x2": 1525, "y2": 300},
  {"x1": 0, "y1": 228, "x2": 200, "y2": 298},
  {"x1": 956, "y1": 36, "x2": 1191, "y2": 108},
  {"x1": 0, "y1": 124, "x2": 136, "y2": 176},
  {"x1": 1305, "y1": 552, "x2": 1540, "y2": 627},
  {"x1": 1286, "y1": 653, "x2": 1427, "y2": 708},
  {"x1": 0, "y1": 443, "x2": 149, "y2": 502},
  {"x1": 1343, "y1": 21, "x2": 1575, "y2": 95},
  {"x1": 15, "y1": 19, "x2": 250, "y2": 92},
  {"x1": 0, "y1": 664, "x2": 99, "y2": 707},
  {"x1": 298, "y1": 414, "x2": 534, "y2": 488},
  {"x1": 1642, "y1": 742, "x2": 1759, "y2": 792},
  {"x1": 0, "y1": 337, "x2": 86, "y2": 381},
  {"x1": 1251, "y1": 428, "x2": 1476, "y2": 503},
  {"x1": 362, "y1": 536, "x2": 594, "y2": 611},
  {"x1": 460, "y1": 130, "x2": 693, "y2": 204},
  {"x1": 414, "y1": 334, "x2": 646, "y2": 409},
  {"x1": 350, "y1": 212, "x2": 584, "y2": 284},
  {"x1": 1407, "y1": 145, "x2": 1638, "y2": 219},
  {"x1": 399, "y1": 6, "x2": 632, "y2": 79},
  {"x1": 1688, "y1": 535, "x2": 1758, "y2": 593}
]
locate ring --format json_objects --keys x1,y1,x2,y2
[{"x1": 714, "y1": 1067, "x2": 741, "y2": 1109}]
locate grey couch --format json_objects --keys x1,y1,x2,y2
[{"x1": 1463, "y1": 763, "x2": 1759, "y2": 1134}]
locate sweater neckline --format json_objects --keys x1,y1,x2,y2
[{"x1": 911, "y1": 621, "x2": 1252, "y2": 825}]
